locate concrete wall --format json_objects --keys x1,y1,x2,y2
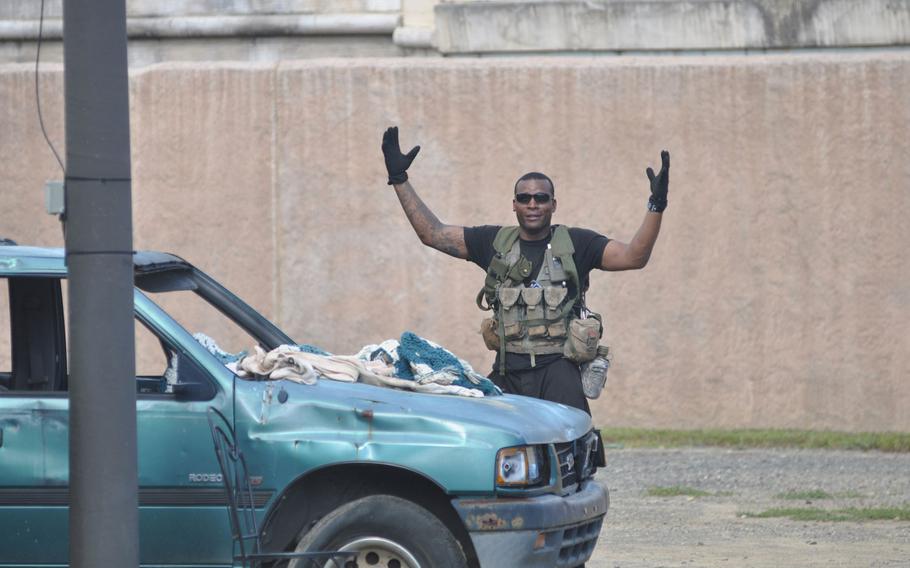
[
  {"x1": 0, "y1": 0, "x2": 408, "y2": 66},
  {"x1": 5, "y1": 0, "x2": 910, "y2": 64},
  {"x1": 3, "y1": 52, "x2": 909, "y2": 431},
  {"x1": 435, "y1": 0, "x2": 910, "y2": 53}
]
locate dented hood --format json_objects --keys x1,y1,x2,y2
[{"x1": 240, "y1": 378, "x2": 593, "y2": 446}]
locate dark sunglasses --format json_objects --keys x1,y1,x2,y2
[{"x1": 515, "y1": 192, "x2": 552, "y2": 204}]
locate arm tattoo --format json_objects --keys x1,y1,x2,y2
[
  {"x1": 436, "y1": 232, "x2": 464, "y2": 257},
  {"x1": 394, "y1": 182, "x2": 467, "y2": 258},
  {"x1": 397, "y1": 185, "x2": 441, "y2": 238}
]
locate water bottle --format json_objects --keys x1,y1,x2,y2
[{"x1": 581, "y1": 346, "x2": 611, "y2": 399}]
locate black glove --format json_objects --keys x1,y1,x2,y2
[
  {"x1": 382, "y1": 126, "x2": 421, "y2": 185},
  {"x1": 646, "y1": 150, "x2": 670, "y2": 213}
]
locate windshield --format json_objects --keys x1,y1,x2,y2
[
  {"x1": 135, "y1": 266, "x2": 294, "y2": 358},
  {"x1": 142, "y1": 288, "x2": 262, "y2": 357}
]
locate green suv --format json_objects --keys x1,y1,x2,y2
[{"x1": 0, "y1": 244, "x2": 608, "y2": 568}]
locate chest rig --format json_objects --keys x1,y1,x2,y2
[{"x1": 476, "y1": 226, "x2": 581, "y2": 372}]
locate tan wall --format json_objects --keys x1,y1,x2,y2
[{"x1": 3, "y1": 53, "x2": 909, "y2": 431}]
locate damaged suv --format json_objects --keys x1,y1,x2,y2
[{"x1": 0, "y1": 244, "x2": 608, "y2": 568}]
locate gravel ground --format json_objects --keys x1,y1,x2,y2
[{"x1": 587, "y1": 448, "x2": 910, "y2": 568}]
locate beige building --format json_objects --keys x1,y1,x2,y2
[
  {"x1": 1, "y1": 1, "x2": 908, "y2": 431},
  {"x1": 4, "y1": 0, "x2": 910, "y2": 63}
]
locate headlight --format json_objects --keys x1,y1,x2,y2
[{"x1": 495, "y1": 445, "x2": 546, "y2": 487}]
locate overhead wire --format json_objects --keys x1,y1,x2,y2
[
  {"x1": 34, "y1": 0, "x2": 67, "y2": 237},
  {"x1": 35, "y1": 0, "x2": 65, "y2": 175}
]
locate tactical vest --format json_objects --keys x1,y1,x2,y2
[{"x1": 476, "y1": 226, "x2": 585, "y2": 371}]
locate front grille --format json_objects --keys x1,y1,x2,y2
[
  {"x1": 555, "y1": 430, "x2": 600, "y2": 491},
  {"x1": 556, "y1": 515, "x2": 604, "y2": 567},
  {"x1": 555, "y1": 442, "x2": 579, "y2": 489}
]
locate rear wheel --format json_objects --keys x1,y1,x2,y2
[{"x1": 291, "y1": 494, "x2": 467, "y2": 568}]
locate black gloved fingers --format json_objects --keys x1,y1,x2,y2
[
  {"x1": 382, "y1": 126, "x2": 400, "y2": 153},
  {"x1": 382, "y1": 126, "x2": 419, "y2": 185},
  {"x1": 647, "y1": 149, "x2": 670, "y2": 212}
]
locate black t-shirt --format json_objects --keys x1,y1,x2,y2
[
  {"x1": 464, "y1": 224, "x2": 610, "y2": 371},
  {"x1": 464, "y1": 224, "x2": 609, "y2": 295}
]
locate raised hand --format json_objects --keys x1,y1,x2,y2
[
  {"x1": 382, "y1": 126, "x2": 421, "y2": 185},
  {"x1": 646, "y1": 150, "x2": 670, "y2": 213}
]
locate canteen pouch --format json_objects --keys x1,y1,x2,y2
[
  {"x1": 480, "y1": 317, "x2": 500, "y2": 351},
  {"x1": 581, "y1": 346, "x2": 611, "y2": 399},
  {"x1": 497, "y1": 287, "x2": 524, "y2": 339},
  {"x1": 563, "y1": 317, "x2": 602, "y2": 363}
]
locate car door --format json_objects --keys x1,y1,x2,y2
[
  {"x1": 0, "y1": 275, "x2": 71, "y2": 566},
  {"x1": 132, "y1": 294, "x2": 234, "y2": 566},
  {"x1": 0, "y1": 276, "x2": 234, "y2": 567}
]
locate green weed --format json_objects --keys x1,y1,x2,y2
[
  {"x1": 775, "y1": 490, "x2": 833, "y2": 500},
  {"x1": 647, "y1": 486, "x2": 712, "y2": 498},
  {"x1": 742, "y1": 507, "x2": 910, "y2": 522},
  {"x1": 598, "y1": 428, "x2": 910, "y2": 452}
]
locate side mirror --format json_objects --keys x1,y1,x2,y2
[
  {"x1": 167, "y1": 351, "x2": 217, "y2": 401},
  {"x1": 137, "y1": 376, "x2": 167, "y2": 394},
  {"x1": 172, "y1": 380, "x2": 216, "y2": 401}
]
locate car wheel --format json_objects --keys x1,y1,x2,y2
[{"x1": 291, "y1": 494, "x2": 467, "y2": 568}]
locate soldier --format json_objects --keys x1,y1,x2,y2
[{"x1": 382, "y1": 126, "x2": 669, "y2": 414}]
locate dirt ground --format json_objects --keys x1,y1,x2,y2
[{"x1": 587, "y1": 448, "x2": 910, "y2": 568}]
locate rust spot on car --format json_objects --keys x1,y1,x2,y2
[
  {"x1": 470, "y1": 513, "x2": 508, "y2": 530},
  {"x1": 357, "y1": 408, "x2": 374, "y2": 440}
]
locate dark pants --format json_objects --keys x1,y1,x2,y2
[{"x1": 489, "y1": 357, "x2": 591, "y2": 415}]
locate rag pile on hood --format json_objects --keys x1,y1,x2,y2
[{"x1": 194, "y1": 331, "x2": 500, "y2": 398}]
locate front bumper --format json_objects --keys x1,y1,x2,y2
[{"x1": 452, "y1": 479, "x2": 609, "y2": 568}]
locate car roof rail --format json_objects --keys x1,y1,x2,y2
[{"x1": 0, "y1": 238, "x2": 18, "y2": 246}]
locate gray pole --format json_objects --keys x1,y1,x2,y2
[{"x1": 63, "y1": 0, "x2": 139, "y2": 566}]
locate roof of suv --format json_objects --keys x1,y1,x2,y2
[{"x1": 0, "y1": 244, "x2": 188, "y2": 275}]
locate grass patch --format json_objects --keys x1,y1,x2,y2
[
  {"x1": 647, "y1": 486, "x2": 712, "y2": 498},
  {"x1": 597, "y1": 428, "x2": 910, "y2": 452},
  {"x1": 743, "y1": 507, "x2": 910, "y2": 522},
  {"x1": 776, "y1": 489, "x2": 833, "y2": 500}
]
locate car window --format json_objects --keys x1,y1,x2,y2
[
  {"x1": 0, "y1": 278, "x2": 10, "y2": 389},
  {"x1": 144, "y1": 288, "x2": 263, "y2": 359},
  {"x1": 135, "y1": 318, "x2": 171, "y2": 377},
  {"x1": 0, "y1": 276, "x2": 67, "y2": 394},
  {"x1": 61, "y1": 279, "x2": 172, "y2": 380},
  {"x1": 0, "y1": 276, "x2": 200, "y2": 396}
]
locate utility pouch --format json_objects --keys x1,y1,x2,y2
[
  {"x1": 527, "y1": 324, "x2": 548, "y2": 338},
  {"x1": 521, "y1": 287, "x2": 544, "y2": 320},
  {"x1": 547, "y1": 255, "x2": 568, "y2": 282},
  {"x1": 487, "y1": 254, "x2": 512, "y2": 282},
  {"x1": 521, "y1": 287, "x2": 547, "y2": 337},
  {"x1": 547, "y1": 320, "x2": 567, "y2": 339},
  {"x1": 505, "y1": 256, "x2": 533, "y2": 283},
  {"x1": 563, "y1": 317, "x2": 602, "y2": 363},
  {"x1": 480, "y1": 317, "x2": 500, "y2": 351},
  {"x1": 544, "y1": 286, "x2": 569, "y2": 319},
  {"x1": 498, "y1": 287, "x2": 524, "y2": 339}
]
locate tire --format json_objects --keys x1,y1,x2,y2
[{"x1": 291, "y1": 494, "x2": 467, "y2": 568}]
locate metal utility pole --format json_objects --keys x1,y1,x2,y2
[{"x1": 63, "y1": 0, "x2": 139, "y2": 566}]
